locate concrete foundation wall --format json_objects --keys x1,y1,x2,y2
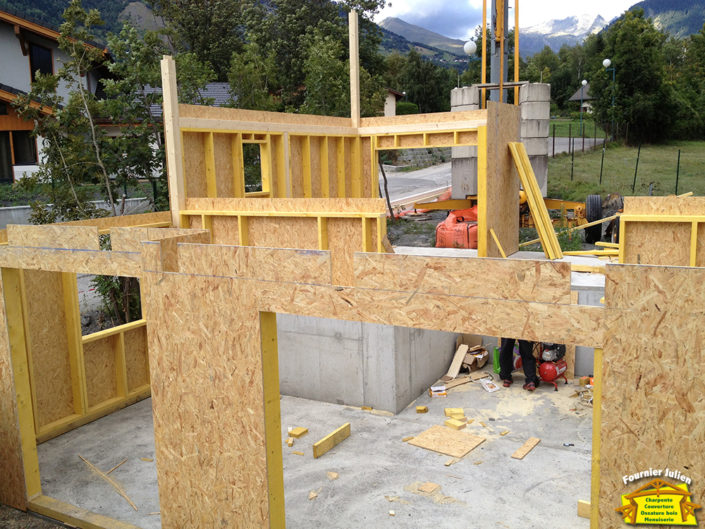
[{"x1": 277, "y1": 314, "x2": 457, "y2": 413}]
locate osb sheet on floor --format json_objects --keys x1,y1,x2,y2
[
  {"x1": 407, "y1": 425, "x2": 485, "y2": 458},
  {"x1": 600, "y1": 263, "x2": 705, "y2": 527}
]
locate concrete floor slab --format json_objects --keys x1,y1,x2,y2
[{"x1": 38, "y1": 369, "x2": 592, "y2": 529}]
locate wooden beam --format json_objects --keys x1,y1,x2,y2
[
  {"x1": 61, "y1": 273, "x2": 87, "y2": 416},
  {"x1": 348, "y1": 11, "x2": 360, "y2": 128},
  {"x1": 161, "y1": 56, "x2": 186, "y2": 228},
  {"x1": 260, "y1": 312, "x2": 285, "y2": 528},
  {"x1": 29, "y1": 495, "x2": 141, "y2": 529},
  {"x1": 313, "y1": 422, "x2": 351, "y2": 459},
  {"x1": 590, "y1": 347, "x2": 603, "y2": 527}
]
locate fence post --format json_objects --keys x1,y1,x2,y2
[
  {"x1": 599, "y1": 132, "x2": 607, "y2": 185},
  {"x1": 675, "y1": 149, "x2": 681, "y2": 195},
  {"x1": 631, "y1": 143, "x2": 642, "y2": 193},
  {"x1": 568, "y1": 123, "x2": 572, "y2": 155},
  {"x1": 552, "y1": 123, "x2": 556, "y2": 158}
]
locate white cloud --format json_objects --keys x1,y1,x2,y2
[{"x1": 375, "y1": 0, "x2": 639, "y2": 39}]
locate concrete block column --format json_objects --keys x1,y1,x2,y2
[
  {"x1": 450, "y1": 86, "x2": 480, "y2": 199},
  {"x1": 519, "y1": 83, "x2": 550, "y2": 196}
]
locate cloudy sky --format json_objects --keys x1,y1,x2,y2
[{"x1": 374, "y1": 0, "x2": 640, "y2": 40}]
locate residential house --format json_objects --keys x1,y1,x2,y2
[{"x1": 0, "y1": 9, "x2": 107, "y2": 182}]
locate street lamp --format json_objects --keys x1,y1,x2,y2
[
  {"x1": 603, "y1": 58, "x2": 616, "y2": 141},
  {"x1": 459, "y1": 40, "x2": 478, "y2": 87},
  {"x1": 579, "y1": 79, "x2": 587, "y2": 136}
]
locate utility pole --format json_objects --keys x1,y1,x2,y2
[{"x1": 489, "y1": 0, "x2": 509, "y2": 102}]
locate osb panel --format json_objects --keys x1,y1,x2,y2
[
  {"x1": 213, "y1": 133, "x2": 236, "y2": 197},
  {"x1": 23, "y1": 270, "x2": 74, "y2": 427},
  {"x1": 111, "y1": 227, "x2": 208, "y2": 253},
  {"x1": 60, "y1": 211, "x2": 171, "y2": 229},
  {"x1": 289, "y1": 136, "x2": 304, "y2": 198},
  {"x1": 359, "y1": 109, "x2": 486, "y2": 128},
  {"x1": 600, "y1": 264, "x2": 705, "y2": 528},
  {"x1": 209, "y1": 216, "x2": 240, "y2": 245},
  {"x1": 361, "y1": 137, "x2": 373, "y2": 198},
  {"x1": 483, "y1": 102, "x2": 520, "y2": 257},
  {"x1": 0, "y1": 247, "x2": 141, "y2": 277},
  {"x1": 182, "y1": 131, "x2": 207, "y2": 198},
  {"x1": 327, "y1": 138, "x2": 338, "y2": 198},
  {"x1": 697, "y1": 223, "x2": 705, "y2": 267},
  {"x1": 604, "y1": 264, "x2": 705, "y2": 313},
  {"x1": 247, "y1": 217, "x2": 318, "y2": 249},
  {"x1": 354, "y1": 253, "x2": 572, "y2": 303},
  {"x1": 184, "y1": 197, "x2": 386, "y2": 215},
  {"x1": 344, "y1": 137, "x2": 355, "y2": 196},
  {"x1": 124, "y1": 326, "x2": 149, "y2": 392},
  {"x1": 8, "y1": 225, "x2": 99, "y2": 251},
  {"x1": 176, "y1": 244, "x2": 331, "y2": 284},
  {"x1": 328, "y1": 218, "x2": 362, "y2": 286},
  {"x1": 143, "y1": 273, "x2": 270, "y2": 528},
  {"x1": 0, "y1": 277, "x2": 27, "y2": 509},
  {"x1": 188, "y1": 216, "x2": 202, "y2": 229},
  {"x1": 179, "y1": 103, "x2": 353, "y2": 128},
  {"x1": 624, "y1": 196, "x2": 705, "y2": 216},
  {"x1": 142, "y1": 245, "x2": 603, "y2": 527},
  {"x1": 622, "y1": 221, "x2": 691, "y2": 266},
  {"x1": 309, "y1": 136, "x2": 322, "y2": 197},
  {"x1": 83, "y1": 336, "x2": 117, "y2": 408}
]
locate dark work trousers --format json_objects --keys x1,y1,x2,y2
[{"x1": 498, "y1": 338, "x2": 539, "y2": 385}]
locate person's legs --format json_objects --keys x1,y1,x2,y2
[
  {"x1": 499, "y1": 338, "x2": 516, "y2": 385},
  {"x1": 518, "y1": 340, "x2": 539, "y2": 389}
]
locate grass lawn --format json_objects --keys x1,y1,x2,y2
[
  {"x1": 550, "y1": 118, "x2": 605, "y2": 139},
  {"x1": 547, "y1": 140, "x2": 705, "y2": 202}
]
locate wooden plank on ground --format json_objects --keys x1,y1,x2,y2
[
  {"x1": 511, "y1": 437, "x2": 541, "y2": 459},
  {"x1": 313, "y1": 423, "x2": 351, "y2": 459},
  {"x1": 407, "y1": 425, "x2": 485, "y2": 458},
  {"x1": 577, "y1": 499, "x2": 591, "y2": 519},
  {"x1": 443, "y1": 344, "x2": 468, "y2": 380},
  {"x1": 29, "y1": 495, "x2": 141, "y2": 529}
]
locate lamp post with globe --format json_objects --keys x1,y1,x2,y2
[
  {"x1": 603, "y1": 58, "x2": 616, "y2": 141},
  {"x1": 579, "y1": 79, "x2": 587, "y2": 137}
]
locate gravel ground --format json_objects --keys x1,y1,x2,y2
[{"x1": 0, "y1": 505, "x2": 65, "y2": 528}]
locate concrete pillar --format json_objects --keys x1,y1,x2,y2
[
  {"x1": 519, "y1": 83, "x2": 550, "y2": 196},
  {"x1": 450, "y1": 86, "x2": 480, "y2": 199}
]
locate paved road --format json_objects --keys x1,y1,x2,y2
[
  {"x1": 381, "y1": 162, "x2": 451, "y2": 204},
  {"x1": 551, "y1": 137, "x2": 605, "y2": 155}
]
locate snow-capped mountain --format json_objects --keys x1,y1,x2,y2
[{"x1": 519, "y1": 14, "x2": 607, "y2": 57}]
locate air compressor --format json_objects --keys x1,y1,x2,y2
[{"x1": 537, "y1": 343, "x2": 568, "y2": 391}]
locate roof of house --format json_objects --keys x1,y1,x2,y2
[
  {"x1": 143, "y1": 83, "x2": 233, "y2": 117},
  {"x1": 0, "y1": 82, "x2": 54, "y2": 114},
  {"x1": 568, "y1": 83, "x2": 592, "y2": 102}
]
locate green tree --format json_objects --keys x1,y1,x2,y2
[
  {"x1": 147, "y1": 0, "x2": 244, "y2": 80},
  {"x1": 228, "y1": 41, "x2": 279, "y2": 111},
  {"x1": 588, "y1": 9, "x2": 675, "y2": 143},
  {"x1": 301, "y1": 29, "x2": 349, "y2": 116}
]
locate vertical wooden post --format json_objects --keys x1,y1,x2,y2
[
  {"x1": 1, "y1": 268, "x2": 41, "y2": 505},
  {"x1": 61, "y1": 273, "x2": 87, "y2": 416},
  {"x1": 161, "y1": 56, "x2": 186, "y2": 228},
  {"x1": 514, "y1": 0, "x2": 519, "y2": 105},
  {"x1": 349, "y1": 11, "x2": 360, "y2": 128},
  {"x1": 204, "y1": 132, "x2": 217, "y2": 198},
  {"x1": 231, "y1": 133, "x2": 245, "y2": 198},
  {"x1": 477, "y1": 125, "x2": 488, "y2": 256},
  {"x1": 590, "y1": 347, "x2": 603, "y2": 529},
  {"x1": 481, "y1": 0, "x2": 487, "y2": 109},
  {"x1": 260, "y1": 312, "x2": 284, "y2": 529}
]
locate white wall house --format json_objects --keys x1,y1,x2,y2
[{"x1": 0, "y1": 10, "x2": 105, "y2": 182}]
